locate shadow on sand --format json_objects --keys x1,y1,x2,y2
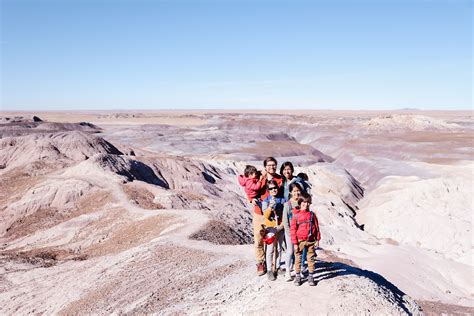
[{"x1": 298, "y1": 260, "x2": 417, "y2": 315}]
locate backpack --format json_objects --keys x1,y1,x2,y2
[
  {"x1": 287, "y1": 200, "x2": 295, "y2": 221},
  {"x1": 295, "y1": 176, "x2": 312, "y2": 195},
  {"x1": 295, "y1": 211, "x2": 315, "y2": 240}
]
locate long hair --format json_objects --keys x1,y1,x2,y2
[
  {"x1": 288, "y1": 182, "x2": 303, "y2": 198},
  {"x1": 280, "y1": 161, "x2": 294, "y2": 181}
]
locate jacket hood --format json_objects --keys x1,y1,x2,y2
[{"x1": 238, "y1": 175, "x2": 248, "y2": 187}]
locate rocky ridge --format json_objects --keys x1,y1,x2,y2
[{"x1": 0, "y1": 113, "x2": 471, "y2": 314}]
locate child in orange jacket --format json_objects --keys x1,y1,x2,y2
[{"x1": 262, "y1": 180, "x2": 286, "y2": 281}]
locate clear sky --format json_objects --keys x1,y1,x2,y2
[{"x1": 1, "y1": 0, "x2": 472, "y2": 111}]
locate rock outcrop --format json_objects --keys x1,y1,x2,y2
[{"x1": 0, "y1": 131, "x2": 122, "y2": 170}]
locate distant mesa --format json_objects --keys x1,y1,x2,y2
[
  {"x1": 79, "y1": 121, "x2": 99, "y2": 129},
  {"x1": 8, "y1": 116, "x2": 25, "y2": 123},
  {"x1": 0, "y1": 117, "x2": 102, "y2": 137},
  {"x1": 363, "y1": 114, "x2": 460, "y2": 131},
  {"x1": 0, "y1": 115, "x2": 41, "y2": 123},
  {"x1": 396, "y1": 108, "x2": 421, "y2": 111},
  {"x1": 97, "y1": 113, "x2": 143, "y2": 119},
  {"x1": 265, "y1": 132, "x2": 296, "y2": 142}
]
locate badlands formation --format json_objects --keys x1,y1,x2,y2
[{"x1": 0, "y1": 110, "x2": 472, "y2": 315}]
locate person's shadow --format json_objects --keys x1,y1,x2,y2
[{"x1": 300, "y1": 259, "x2": 417, "y2": 315}]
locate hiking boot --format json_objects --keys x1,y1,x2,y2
[
  {"x1": 294, "y1": 274, "x2": 301, "y2": 286},
  {"x1": 267, "y1": 271, "x2": 276, "y2": 281},
  {"x1": 308, "y1": 275, "x2": 316, "y2": 286},
  {"x1": 285, "y1": 270, "x2": 292, "y2": 282},
  {"x1": 256, "y1": 263, "x2": 266, "y2": 276}
]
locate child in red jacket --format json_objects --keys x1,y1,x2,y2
[
  {"x1": 238, "y1": 165, "x2": 265, "y2": 206},
  {"x1": 290, "y1": 192, "x2": 321, "y2": 286}
]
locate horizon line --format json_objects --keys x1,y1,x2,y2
[{"x1": 1, "y1": 106, "x2": 473, "y2": 113}]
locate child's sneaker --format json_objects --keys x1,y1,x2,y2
[
  {"x1": 308, "y1": 274, "x2": 316, "y2": 286},
  {"x1": 267, "y1": 271, "x2": 276, "y2": 281},
  {"x1": 285, "y1": 270, "x2": 292, "y2": 282},
  {"x1": 294, "y1": 274, "x2": 301, "y2": 286}
]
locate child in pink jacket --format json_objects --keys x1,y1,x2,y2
[{"x1": 238, "y1": 165, "x2": 265, "y2": 205}]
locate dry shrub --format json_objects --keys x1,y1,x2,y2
[
  {"x1": 190, "y1": 220, "x2": 250, "y2": 245},
  {"x1": 122, "y1": 184, "x2": 165, "y2": 209}
]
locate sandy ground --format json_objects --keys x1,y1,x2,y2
[{"x1": 0, "y1": 110, "x2": 472, "y2": 314}]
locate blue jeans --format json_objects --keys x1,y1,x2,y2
[
  {"x1": 302, "y1": 247, "x2": 308, "y2": 270},
  {"x1": 284, "y1": 230, "x2": 308, "y2": 272}
]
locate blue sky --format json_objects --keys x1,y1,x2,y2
[{"x1": 1, "y1": 0, "x2": 472, "y2": 110}]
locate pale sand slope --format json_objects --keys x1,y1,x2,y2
[
  {"x1": 346, "y1": 161, "x2": 473, "y2": 308},
  {"x1": 313, "y1": 165, "x2": 473, "y2": 308},
  {"x1": 357, "y1": 162, "x2": 473, "y2": 264},
  {"x1": 0, "y1": 154, "x2": 420, "y2": 314},
  {"x1": 0, "y1": 134, "x2": 420, "y2": 314},
  {"x1": 0, "y1": 153, "x2": 465, "y2": 314}
]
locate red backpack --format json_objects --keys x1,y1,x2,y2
[{"x1": 295, "y1": 211, "x2": 315, "y2": 240}]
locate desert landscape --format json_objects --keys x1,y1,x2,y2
[{"x1": 0, "y1": 110, "x2": 472, "y2": 314}]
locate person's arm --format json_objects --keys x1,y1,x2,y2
[
  {"x1": 262, "y1": 198, "x2": 269, "y2": 212},
  {"x1": 247, "y1": 180, "x2": 262, "y2": 191},
  {"x1": 290, "y1": 215, "x2": 298, "y2": 245},
  {"x1": 259, "y1": 177, "x2": 268, "y2": 199},
  {"x1": 238, "y1": 175, "x2": 246, "y2": 187},
  {"x1": 314, "y1": 212, "x2": 321, "y2": 242},
  {"x1": 282, "y1": 203, "x2": 290, "y2": 232},
  {"x1": 263, "y1": 197, "x2": 273, "y2": 220},
  {"x1": 263, "y1": 206, "x2": 272, "y2": 220},
  {"x1": 275, "y1": 202, "x2": 285, "y2": 231},
  {"x1": 260, "y1": 174, "x2": 267, "y2": 187}
]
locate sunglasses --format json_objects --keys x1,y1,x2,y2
[{"x1": 268, "y1": 187, "x2": 278, "y2": 191}]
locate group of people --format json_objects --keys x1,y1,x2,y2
[{"x1": 238, "y1": 157, "x2": 321, "y2": 286}]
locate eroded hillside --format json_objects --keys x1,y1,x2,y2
[{"x1": 0, "y1": 111, "x2": 472, "y2": 314}]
